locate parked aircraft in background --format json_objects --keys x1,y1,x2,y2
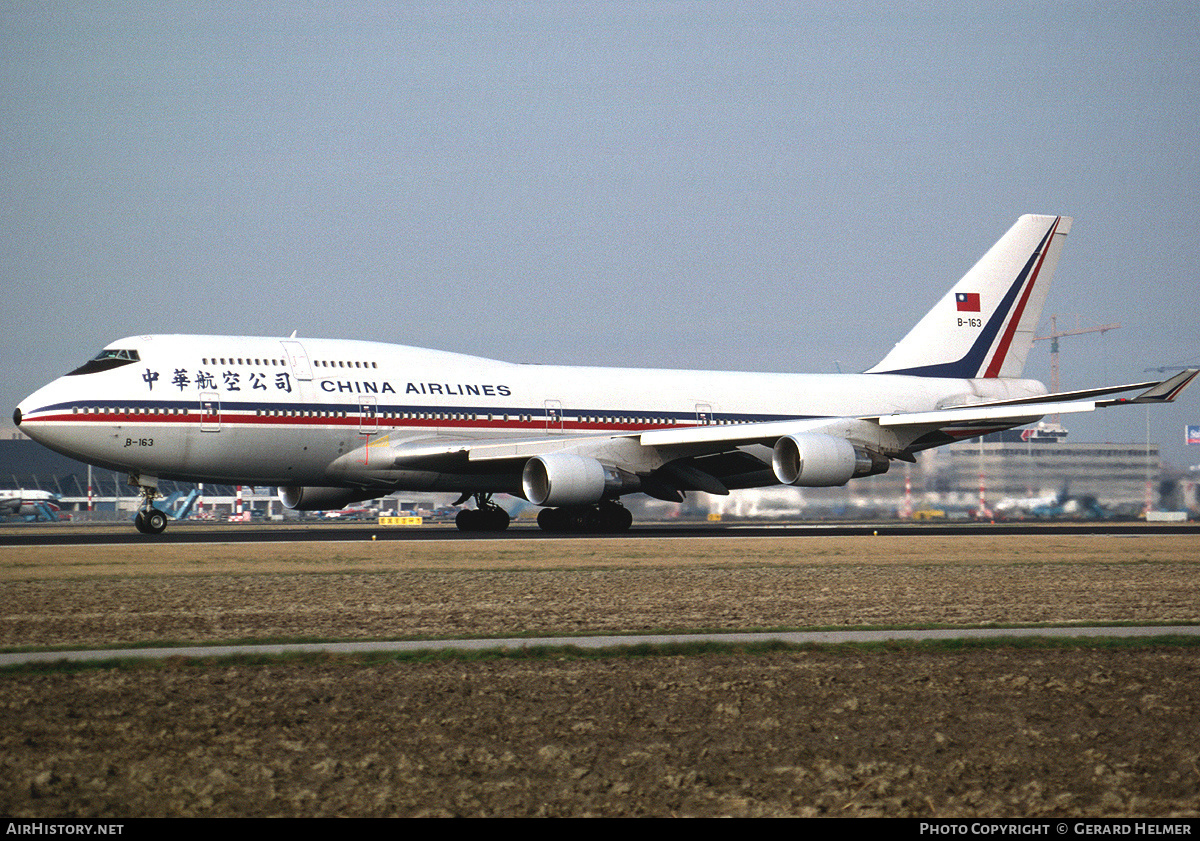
[
  {"x1": 13, "y1": 215, "x2": 1197, "y2": 534},
  {"x1": 992, "y1": 485, "x2": 1113, "y2": 520},
  {"x1": 0, "y1": 490, "x2": 61, "y2": 520}
]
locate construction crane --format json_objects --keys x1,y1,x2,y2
[
  {"x1": 1033, "y1": 315, "x2": 1121, "y2": 395},
  {"x1": 1033, "y1": 316, "x2": 1120, "y2": 424}
]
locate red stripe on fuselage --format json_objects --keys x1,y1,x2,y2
[{"x1": 22, "y1": 412, "x2": 687, "y2": 434}]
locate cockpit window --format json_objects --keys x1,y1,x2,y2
[{"x1": 66, "y1": 348, "x2": 141, "y2": 376}]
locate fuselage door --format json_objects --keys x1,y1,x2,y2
[
  {"x1": 359, "y1": 396, "x2": 379, "y2": 436},
  {"x1": 544, "y1": 399, "x2": 564, "y2": 434},
  {"x1": 280, "y1": 340, "x2": 313, "y2": 381},
  {"x1": 695, "y1": 402, "x2": 713, "y2": 426},
  {"x1": 200, "y1": 392, "x2": 221, "y2": 432}
]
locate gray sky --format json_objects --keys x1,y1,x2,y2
[{"x1": 3, "y1": 1, "x2": 1199, "y2": 466}]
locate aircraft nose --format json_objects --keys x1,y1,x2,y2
[{"x1": 13, "y1": 389, "x2": 55, "y2": 447}]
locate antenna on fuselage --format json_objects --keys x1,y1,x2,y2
[{"x1": 288, "y1": 330, "x2": 298, "y2": 338}]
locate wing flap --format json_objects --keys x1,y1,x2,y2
[
  {"x1": 636, "y1": 418, "x2": 832, "y2": 448},
  {"x1": 464, "y1": 434, "x2": 634, "y2": 462},
  {"x1": 382, "y1": 433, "x2": 641, "y2": 467},
  {"x1": 878, "y1": 400, "x2": 1094, "y2": 429}
]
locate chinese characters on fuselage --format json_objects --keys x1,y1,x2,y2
[{"x1": 141, "y1": 369, "x2": 511, "y2": 398}]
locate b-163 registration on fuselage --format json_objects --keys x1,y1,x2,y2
[{"x1": 14, "y1": 215, "x2": 1196, "y2": 534}]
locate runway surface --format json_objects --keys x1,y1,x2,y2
[
  {"x1": 4, "y1": 624, "x2": 1198, "y2": 668},
  {"x1": 3, "y1": 520, "x2": 1199, "y2": 545}
]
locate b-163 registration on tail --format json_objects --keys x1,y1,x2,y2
[{"x1": 14, "y1": 215, "x2": 1196, "y2": 534}]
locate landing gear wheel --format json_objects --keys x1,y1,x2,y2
[
  {"x1": 601, "y1": 501, "x2": 634, "y2": 532},
  {"x1": 132, "y1": 477, "x2": 168, "y2": 535},
  {"x1": 454, "y1": 493, "x2": 511, "y2": 532},
  {"x1": 537, "y1": 507, "x2": 564, "y2": 532},
  {"x1": 484, "y1": 506, "x2": 511, "y2": 531},
  {"x1": 143, "y1": 508, "x2": 168, "y2": 535},
  {"x1": 537, "y1": 502, "x2": 632, "y2": 534}
]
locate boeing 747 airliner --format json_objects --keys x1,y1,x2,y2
[{"x1": 13, "y1": 215, "x2": 1197, "y2": 533}]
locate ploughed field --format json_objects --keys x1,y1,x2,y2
[{"x1": 1, "y1": 532, "x2": 1198, "y2": 817}]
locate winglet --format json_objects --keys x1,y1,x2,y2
[{"x1": 1098, "y1": 369, "x2": 1199, "y2": 406}]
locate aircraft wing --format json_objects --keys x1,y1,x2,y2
[
  {"x1": 334, "y1": 417, "x2": 889, "y2": 499},
  {"x1": 607, "y1": 369, "x2": 1198, "y2": 455},
  {"x1": 337, "y1": 369, "x2": 1197, "y2": 492},
  {"x1": 1098, "y1": 368, "x2": 1200, "y2": 404},
  {"x1": 392, "y1": 416, "x2": 894, "y2": 464},
  {"x1": 876, "y1": 368, "x2": 1198, "y2": 428}
]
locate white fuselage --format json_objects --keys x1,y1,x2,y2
[{"x1": 15, "y1": 334, "x2": 1046, "y2": 491}]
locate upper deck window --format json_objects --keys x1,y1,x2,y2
[{"x1": 66, "y1": 348, "x2": 141, "y2": 376}]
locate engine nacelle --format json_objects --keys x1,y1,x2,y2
[
  {"x1": 521, "y1": 454, "x2": 637, "y2": 507},
  {"x1": 278, "y1": 486, "x2": 381, "y2": 511},
  {"x1": 771, "y1": 434, "x2": 889, "y2": 487}
]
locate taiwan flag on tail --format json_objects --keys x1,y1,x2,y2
[{"x1": 955, "y1": 292, "x2": 981, "y2": 312}]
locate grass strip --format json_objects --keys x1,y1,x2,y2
[
  {"x1": 3, "y1": 632, "x2": 1198, "y2": 675},
  {"x1": 5, "y1": 619, "x2": 1197, "y2": 656}
]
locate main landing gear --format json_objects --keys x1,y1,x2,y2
[
  {"x1": 454, "y1": 493, "x2": 511, "y2": 532},
  {"x1": 131, "y1": 475, "x2": 168, "y2": 535},
  {"x1": 453, "y1": 494, "x2": 634, "y2": 534},
  {"x1": 536, "y1": 500, "x2": 633, "y2": 534}
]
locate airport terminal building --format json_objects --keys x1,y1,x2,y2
[{"x1": 701, "y1": 426, "x2": 1180, "y2": 520}]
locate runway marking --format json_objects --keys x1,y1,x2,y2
[{"x1": 4, "y1": 625, "x2": 1198, "y2": 668}]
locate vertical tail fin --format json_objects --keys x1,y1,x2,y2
[{"x1": 867, "y1": 214, "x2": 1071, "y2": 379}]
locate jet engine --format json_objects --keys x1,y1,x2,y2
[
  {"x1": 771, "y1": 434, "x2": 889, "y2": 487},
  {"x1": 521, "y1": 453, "x2": 638, "y2": 507},
  {"x1": 278, "y1": 485, "x2": 381, "y2": 511}
]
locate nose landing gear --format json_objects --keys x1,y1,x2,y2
[
  {"x1": 131, "y1": 475, "x2": 168, "y2": 535},
  {"x1": 134, "y1": 507, "x2": 168, "y2": 535}
]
